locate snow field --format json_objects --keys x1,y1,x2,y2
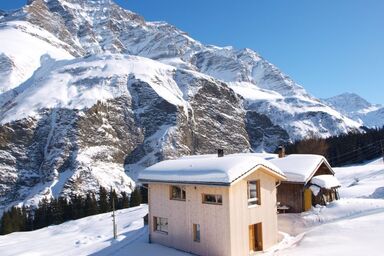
[
  {"x1": 1, "y1": 160, "x2": 384, "y2": 255},
  {"x1": 270, "y1": 158, "x2": 384, "y2": 255}
]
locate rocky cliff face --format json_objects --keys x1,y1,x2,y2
[
  {"x1": 0, "y1": 54, "x2": 250, "y2": 212},
  {"x1": 0, "y1": 0, "x2": 361, "y2": 211}
]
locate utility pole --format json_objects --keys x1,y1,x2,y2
[
  {"x1": 381, "y1": 142, "x2": 384, "y2": 164},
  {"x1": 112, "y1": 197, "x2": 117, "y2": 239}
]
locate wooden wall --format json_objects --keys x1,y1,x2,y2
[
  {"x1": 148, "y1": 183, "x2": 231, "y2": 256},
  {"x1": 277, "y1": 182, "x2": 304, "y2": 213},
  {"x1": 277, "y1": 161, "x2": 334, "y2": 213},
  {"x1": 229, "y1": 168, "x2": 280, "y2": 255},
  {"x1": 148, "y1": 166, "x2": 281, "y2": 255},
  {"x1": 314, "y1": 163, "x2": 334, "y2": 176}
]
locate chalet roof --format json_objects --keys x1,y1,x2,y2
[
  {"x1": 138, "y1": 153, "x2": 286, "y2": 186},
  {"x1": 270, "y1": 154, "x2": 334, "y2": 183}
]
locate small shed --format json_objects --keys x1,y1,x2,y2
[{"x1": 270, "y1": 154, "x2": 340, "y2": 213}]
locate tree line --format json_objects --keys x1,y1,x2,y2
[
  {"x1": 0, "y1": 186, "x2": 143, "y2": 235},
  {"x1": 284, "y1": 126, "x2": 384, "y2": 166}
]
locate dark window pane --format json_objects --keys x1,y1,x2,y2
[
  {"x1": 203, "y1": 194, "x2": 222, "y2": 205},
  {"x1": 171, "y1": 186, "x2": 186, "y2": 200}
]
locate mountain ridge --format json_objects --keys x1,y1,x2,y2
[
  {"x1": 323, "y1": 93, "x2": 384, "y2": 128},
  {"x1": 0, "y1": 0, "x2": 364, "y2": 212}
]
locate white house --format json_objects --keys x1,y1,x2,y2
[{"x1": 138, "y1": 152, "x2": 286, "y2": 256}]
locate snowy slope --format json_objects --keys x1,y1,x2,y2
[
  {"x1": 0, "y1": 54, "x2": 188, "y2": 124},
  {"x1": 274, "y1": 208, "x2": 384, "y2": 256},
  {"x1": 334, "y1": 158, "x2": 384, "y2": 198},
  {"x1": 0, "y1": 205, "x2": 189, "y2": 256},
  {"x1": 323, "y1": 93, "x2": 384, "y2": 128},
  {"x1": 0, "y1": 21, "x2": 74, "y2": 92},
  {"x1": 272, "y1": 158, "x2": 384, "y2": 255}
]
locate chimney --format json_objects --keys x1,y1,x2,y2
[
  {"x1": 278, "y1": 146, "x2": 285, "y2": 158},
  {"x1": 217, "y1": 149, "x2": 224, "y2": 158}
]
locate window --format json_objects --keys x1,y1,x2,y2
[
  {"x1": 193, "y1": 224, "x2": 200, "y2": 242},
  {"x1": 154, "y1": 217, "x2": 168, "y2": 234},
  {"x1": 170, "y1": 185, "x2": 186, "y2": 200},
  {"x1": 248, "y1": 180, "x2": 261, "y2": 206},
  {"x1": 202, "y1": 194, "x2": 222, "y2": 205}
]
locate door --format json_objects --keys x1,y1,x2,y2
[
  {"x1": 249, "y1": 223, "x2": 263, "y2": 252},
  {"x1": 304, "y1": 188, "x2": 312, "y2": 211}
]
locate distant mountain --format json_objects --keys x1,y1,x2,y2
[
  {"x1": 0, "y1": 0, "x2": 361, "y2": 212},
  {"x1": 323, "y1": 93, "x2": 384, "y2": 128}
]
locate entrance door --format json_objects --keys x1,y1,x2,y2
[
  {"x1": 249, "y1": 223, "x2": 263, "y2": 252},
  {"x1": 304, "y1": 188, "x2": 312, "y2": 211}
]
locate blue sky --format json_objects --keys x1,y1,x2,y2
[{"x1": 1, "y1": 0, "x2": 383, "y2": 104}]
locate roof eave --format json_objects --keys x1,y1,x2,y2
[
  {"x1": 304, "y1": 157, "x2": 334, "y2": 184},
  {"x1": 138, "y1": 179, "x2": 231, "y2": 187}
]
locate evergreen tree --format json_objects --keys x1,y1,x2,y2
[
  {"x1": 71, "y1": 194, "x2": 85, "y2": 219},
  {"x1": 59, "y1": 197, "x2": 72, "y2": 221},
  {"x1": 0, "y1": 211, "x2": 13, "y2": 235},
  {"x1": 51, "y1": 198, "x2": 64, "y2": 225},
  {"x1": 25, "y1": 208, "x2": 34, "y2": 231},
  {"x1": 285, "y1": 126, "x2": 384, "y2": 166},
  {"x1": 34, "y1": 197, "x2": 50, "y2": 229},
  {"x1": 98, "y1": 186, "x2": 110, "y2": 213},
  {"x1": 85, "y1": 193, "x2": 98, "y2": 216},
  {"x1": 140, "y1": 186, "x2": 148, "y2": 204},
  {"x1": 120, "y1": 191, "x2": 130, "y2": 209},
  {"x1": 129, "y1": 187, "x2": 142, "y2": 208}
]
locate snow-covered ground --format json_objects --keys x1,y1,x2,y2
[
  {"x1": 0, "y1": 205, "x2": 190, "y2": 256},
  {"x1": 1, "y1": 159, "x2": 383, "y2": 255},
  {"x1": 271, "y1": 158, "x2": 384, "y2": 255}
]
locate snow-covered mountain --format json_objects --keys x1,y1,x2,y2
[
  {"x1": 0, "y1": 0, "x2": 363, "y2": 211},
  {"x1": 323, "y1": 93, "x2": 384, "y2": 128}
]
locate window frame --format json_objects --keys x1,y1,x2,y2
[
  {"x1": 170, "y1": 185, "x2": 186, "y2": 201},
  {"x1": 202, "y1": 194, "x2": 223, "y2": 205},
  {"x1": 193, "y1": 224, "x2": 200, "y2": 242},
  {"x1": 153, "y1": 216, "x2": 168, "y2": 234},
  {"x1": 247, "y1": 180, "x2": 261, "y2": 206}
]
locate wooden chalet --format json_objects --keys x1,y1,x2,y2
[
  {"x1": 270, "y1": 148, "x2": 340, "y2": 213},
  {"x1": 138, "y1": 152, "x2": 286, "y2": 255}
]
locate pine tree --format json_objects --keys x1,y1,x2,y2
[
  {"x1": 99, "y1": 186, "x2": 110, "y2": 213},
  {"x1": 129, "y1": 187, "x2": 142, "y2": 208},
  {"x1": 0, "y1": 211, "x2": 13, "y2": 235},
  {"x1": 51, "y1": 198, "x2": 64, "y2": 225},
  {"x1": 121, "y1": 191, "x2": 130, "y2": 209},
  {"x1": 85, "y1": 193, "x2": 98, "y2": 216},
  {"x1": 34, "y1": 197, "x2": 50, "y2": 229},
  {"x1": 71, "y1": 194, "x2": 85, "y2": 219},
  {"x1": 140, "y1": 186, "x2": 148, "y2": 204},
  {"x1": 59, "y1": 197, "x2": 72, "y2": 221}
]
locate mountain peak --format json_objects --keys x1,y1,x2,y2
[{"x1": 325, "y1": 92, "x2": 372, "y2": 111}]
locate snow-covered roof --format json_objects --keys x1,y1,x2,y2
[
  {"x1": 310, "y1": 175, "x2": 341, "y2": 189},
  {"x1": 309, "y1": 185, "x2": 321, "y2": 196},
  {"x1": 138, "y1": 153, "x2": 286, "y2": 185},
  {"x1": 270, "y1": 154, "x2": 334, "y2": 183}
]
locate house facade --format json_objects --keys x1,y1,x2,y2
[{"x1": 138, "y1": 153, "x2": 286, "y2": 256}]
